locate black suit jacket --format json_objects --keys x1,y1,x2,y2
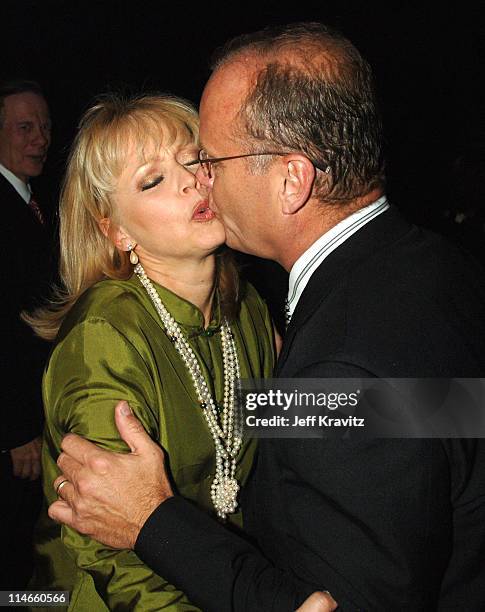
[
  {"x1": 136, "y1": 207, "x2": 485, "y2": 611},
  {"x1": 1, "y1": 173, "x2": 53, "y2": 450}
]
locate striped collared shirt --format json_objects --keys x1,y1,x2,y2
[{"x1": 285, "y1": 195, "x2": 390, "y2": 324}]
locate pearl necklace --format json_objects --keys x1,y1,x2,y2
[{"x1": 134, "y1": 263, "x2": 242, "y2": 519}]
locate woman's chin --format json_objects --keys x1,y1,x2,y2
[
  {"x1": 202, "y1": 235, "x2": 227, "y2": 252},
  {"x1": 195, "y1": 219, "x2": 226, "y2": 247}
]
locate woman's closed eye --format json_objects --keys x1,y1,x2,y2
[{"x1": 141, "y1": 175, "x2": 164, "y2": 191}]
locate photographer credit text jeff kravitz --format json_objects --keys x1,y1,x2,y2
[
  {"x1": 239, "y1": 378, "x2": 485, "y2": 438},
  {"x1": 245, "y1": 388, "x2": 364, "y2": 429}
]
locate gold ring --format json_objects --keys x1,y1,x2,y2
[{"x1": 56, "y1": 479, "x2": 70, "y2": 496}]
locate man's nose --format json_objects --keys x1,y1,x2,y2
[
  {"x1": 32, "y1": 124, "x2": 50, "y2": 148},
  {"x1": 195, "y1": 164, "x2": 213, "y2": 188}
]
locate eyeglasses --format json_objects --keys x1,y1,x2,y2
[
  {"x1": 194, "y1": 149, "x2": 289, "y2": 179},
  {"x1": 185, "y1": 149, "x2": 331, "y2": 179}
]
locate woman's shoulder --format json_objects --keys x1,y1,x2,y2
[
  {"x1": 236, "y1": 279, "x2": 274, "y2": 332},
  {"x1": 58, "y1": 277, "x2": 145, "y2": 340},
  {"x1": 239, "y1": 279, "x2": 269, "y2": 312}
]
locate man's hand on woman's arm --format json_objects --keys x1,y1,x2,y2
[{"x1": 49, "y1": 400, "x2": 172, "y2": 549}]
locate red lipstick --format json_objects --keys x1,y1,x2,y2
[{"x1": 192, "y1": 200, "x2": 215, "y2": 221}]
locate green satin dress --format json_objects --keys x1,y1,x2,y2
[{"x1": 32, "y1": 275, "x2": 275, "y2": 611}]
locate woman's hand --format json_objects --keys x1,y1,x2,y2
[
  {"x1": 296, "y1": 591, "x2": 338, "y2": 612},
  {"x1": 10, "y1": 436, "x2": 42, "y2": 480}
]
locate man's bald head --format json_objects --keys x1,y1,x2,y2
[{"x1": 209, "y1": 22, "x2": 385, "y2": 204}]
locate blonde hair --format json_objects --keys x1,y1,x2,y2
[{"x1": 26, "y1": 93, "x2": 238, "y2": 340}]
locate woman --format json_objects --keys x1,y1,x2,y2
[{"x1": 29, "y1": 94, "x2": 276, "y2": 610}]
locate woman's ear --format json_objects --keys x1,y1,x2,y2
[
  {"x1": 98, "y1": 218, "x2": 131, "y2": 251},
  {"x1": 98, "y1": 218, "x2": 111, "y2": 238},
  {"x1": 277, "y1": 155, "x2": 316, "y2": 215}
]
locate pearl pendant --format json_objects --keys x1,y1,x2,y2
[
  {"x1": 134, "y1": 262, "x2": 242, "y2": 520},
  {"x1": 214, "y1": 477, "x2": 240, "y2": 515}
]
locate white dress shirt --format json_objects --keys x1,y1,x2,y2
[
  {"x1": 286, "y1": 195, "x2": 390, "y2": 323},
  {"x1": 0, "y1": 162, "x2": 32, "y2": 203}
]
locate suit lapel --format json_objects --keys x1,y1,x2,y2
[
  {"x1": 0, "y1": 173, "x2": 47, "y2": 233},
  {"x1": 276, "y1": 206, "x2": 413, "y2": 374}
]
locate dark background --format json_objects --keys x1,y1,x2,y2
[{"x1": 3, "y1": 1, "x2": 484, "y2": 315}]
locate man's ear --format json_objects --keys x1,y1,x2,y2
[
  {"x1": 277, "y1": 156, "x2": 316, "y2": 215},
  {"x1": 98, "y1": 218, "x2": 131, "y2": 251}
]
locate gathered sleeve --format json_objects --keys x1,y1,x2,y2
[{"x1": 43, "y1": 317, "x2": 201, "y2": 611}]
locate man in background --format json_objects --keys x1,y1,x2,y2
[{"x1": 0, "y1": 80, "x2": 52, "y2": 588}]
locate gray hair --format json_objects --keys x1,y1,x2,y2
[{"x1": 211, "y1": 22, "x2": 385, "y2": 203}]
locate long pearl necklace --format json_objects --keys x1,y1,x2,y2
[{"x1": 134, "y1": 263, "x2": 242, "y2": 519}]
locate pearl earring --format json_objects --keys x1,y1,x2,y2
[{"x1": 127, "y1": 242, "x2": 139, "y2": 265}]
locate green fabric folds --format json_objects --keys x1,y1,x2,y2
[{"x1": 32, "y1": 275, "x2": 275, "y2": 611}]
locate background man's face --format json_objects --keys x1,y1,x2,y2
[{"x1": 0, "y1": 92, "x2": 51, "y2": 183}]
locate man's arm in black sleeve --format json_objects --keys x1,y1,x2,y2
[{"x1": 135, "y1": 496, "x2": 314, "y2": 612}]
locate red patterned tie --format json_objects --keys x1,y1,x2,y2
[{"x1": 29, "y1": 194, "x2": 45, "y2": 225}]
